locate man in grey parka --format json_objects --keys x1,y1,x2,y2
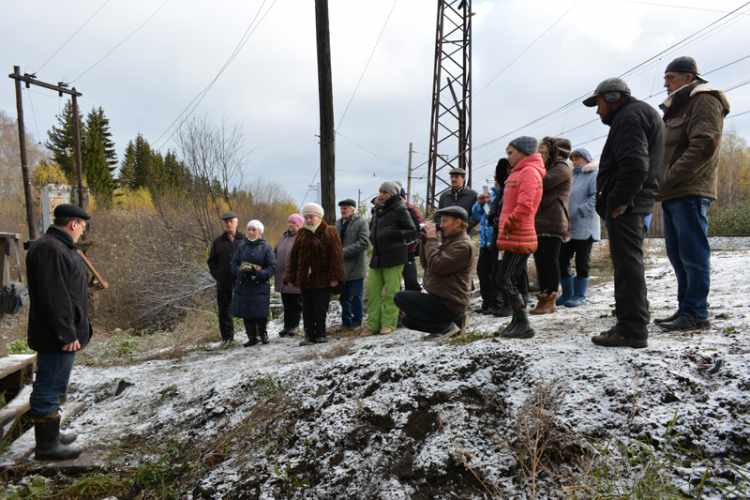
[{"x1": 335, "y1": 199, "x2": 370, "y2": 330}]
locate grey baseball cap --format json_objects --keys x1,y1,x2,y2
[
  {"x1": 665, "y1": 56, "x2": 708, "y2": 83},
  {"x1": 582, "y1": 77, "x2": 631, "y2": 107}
]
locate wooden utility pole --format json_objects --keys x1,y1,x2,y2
[
  {"x1": 315, "y1": 0, "x2": 336, "y2": 224},
  {"x1": 406, "y1": 142, "x2": 413, "y2": 204},
  {"x1": 11, "y1": 67, "x2": 36, "y2": 241},
  {"x1": 71, "y1": 93, "x2": 84, "y2": 208},
  {"x1": 8, "y1": 68, "x2": 84, "y2": 232}
]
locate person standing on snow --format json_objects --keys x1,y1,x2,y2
[
  {"x1": 655, "y1": 56, "x2": 730, "y2": 332},
  {"x1": 335, "y1": 199, "x2": 370, "y2": 332},
  {"x1": 208, "y1": 211, "x2": 246, "y2": 346},
  {"x1": 472, "y1": 179, "x2": 500, "y2": 314},
  {"x1": 583, "y1": 77, "x2": 664, "y2": 348},
  {"x1": 273, "y1": 214, "x2": 304, "y2": 337},
  {"x1": 283, "y1": 203, "x2": 346, "y2": 346},
  {"x1": 394, "y1": 206, "x2": 475, "y2": 340},
  {"x1": 400, "y1": 188, "x2": 425, "y2": 292},
  {"x1": 26, "y1": 204, "x2": 105, "y2": 461},
  {"x1": 434, "y1": 167, "x2": 479, "y2": 237},
  {"x1": 231, "y1": 220, "x2": 277, "y2": 347},
  {"x1": 493, "y1": 136, "x2": 546, "y2": 340},
  {"x1": 557, "y1": 147, "x2": 600, "y2": 308}
]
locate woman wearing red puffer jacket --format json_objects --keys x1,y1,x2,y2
[{"x1": 494, "y1": 136, "x2": 546, "y2": 340}]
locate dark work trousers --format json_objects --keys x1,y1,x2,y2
[
  {"x1": 393, "y1": 291, "x2": 462, "y2": 334},
  {"x1": 402, "y1": 253, "x2": 422, "y2": 292},
  {"x1": 30, "y1": 352, "x2": 75, "y2": 417},
  {"x1": 496, "y1": 251, "x2": 530, "y2": 303},
  {"x1": 301, "y1": 287, "x2": 332, "y2": 340},
  {"x1": 606, "y1": 212, "x2": 649, "y2": 340},
  {"x1": 477, "y1": 247, "x2": 499, "y2": 308},
  {"x1": 217, "y1": 289, "x2": 234, "y2": 341},
  {"x1": 243, "y1": 317, "x2": 268, "y2": 338},
  {"x1": 559, "y1": 237, "x2": 595, "y2": 279},
  {"x1": 533, "y1": 236, "x2": 563, "y2": 294},
  {"x1": 488, "y1": 247, "x2": 503, "y2": 306},
  {"x1": 281, "y1": 292, "x2": 302, "y2": 328}
]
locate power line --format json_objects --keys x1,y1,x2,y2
[
  {"x1": 25, "y1": 88, "x2": 42, "y2": 143},
  {"x1": 336, "y1": 0, "x2": 399, "y2": 131},
  {"x1": 72, "y1": 0, "x2": 171, "y2": 83},
  {"x1": 37, "y1": 0, "x2": 114, "y2": 74},
  {"x1": 475, "y1": 0, "x2": 583, "y2": 97},
  {"x1": 152, "y1": 0, "x2": 279, "y2": 150},
  {"x1": 618, "y1": 0, "x2": 750, "y2": 15}
]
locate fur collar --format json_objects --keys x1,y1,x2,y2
[{"x1": 576, "y1": 160, "x2": 599, "y2": 174}]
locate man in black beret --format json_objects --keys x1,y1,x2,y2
[
  {"x1": 208, "y1": 211, "x2": 245, "y2": 346},
  {"x1": 394, "y1": 206, "x2": 476, "y2": 340},
  {"x1": 26, "y1": 204, "x2": 105, "y2": 460}
]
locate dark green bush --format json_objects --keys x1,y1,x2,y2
[{"x1": 709, "y1": 201, "x2": 750, "y2": 235}]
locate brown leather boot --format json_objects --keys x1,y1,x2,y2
[{"x1": 530, "y1": 292, "x2": 558, "y2": 315}]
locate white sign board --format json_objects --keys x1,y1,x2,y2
[{"x1": 41, "y1": 184, "x2": 72, "y2": 234}]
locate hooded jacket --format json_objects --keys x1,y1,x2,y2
[
  {"x1": 283, "y1": 220, "x2": 346, "y2": 289},
  {"x1": 369, "y1": 195, "x2": 416, "y2": 269},
  {"x1": 497, "y1": 153, "x2": 546, "y2": 254},
  {"x1": 657, "y1": 81, "x2": 730, "y2": 202},
  {"x1": 472, "y1": 187, "x2": 499, "y2": 248},
  {"x1": 534, "y1": 159, "x2": 572, "y2": 240},
  {"x1": 26, "y1": 226, "x2": 93, "y2": 353},
  {"x1": 569, "y1": 161, "x2": 600, "y2": 241},
  {"x1": 231, "y1": 237, "x2": 277, "y2": 319},
  {"x1": 596, "y1": 96, "x2": 665, "y2": 219}
]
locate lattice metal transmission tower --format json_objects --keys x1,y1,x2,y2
[{"x1": 426, "y1": 0, "x2": 472, "y2": 211}]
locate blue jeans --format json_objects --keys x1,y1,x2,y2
[
  {"x1": 339, "y1": 279, "x2": 364, "y2": 327},
  {"x1": 30, "y1": 351, "x2": 76, "y2": 417},
  {"x1": 662, "y1": 195, "x2": 713, "y2": 319}
]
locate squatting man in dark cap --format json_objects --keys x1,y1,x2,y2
[
  {"x1": 583, "y1": 77, "x2": 665, "y2": 348},
  {"x1": 394, "y1": 206, "x2": 476, "y2": 340},
  {"x1": 208, "y1": 211, "x2": 246, "y2": 347},
  {"x1": 656, "y1": 56, "x2": 731, "y2": 332},
  {"x1": 26, "y1": 204, "x2": 106, "y2": 460},
  {"x1": 434, "y1": 167, "x2": 479, "y2": 237}
]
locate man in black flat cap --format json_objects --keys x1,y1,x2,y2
[
  {"x1": 394, "y1": 206, "x2": 476, "y2": 341},
  {"x1": 656, "y1": 57, "x2": 730, "y2": 332},
  {"x1": 583, "y1": 77, "x2": 665, "y2": 348},
  {"x1": 208, "y1": 211, "x2": 245, "y2": 346},
  {"x1": 434, "y1": 167, "x2": 479, "y2": 237},
  {"x1": 26, "y1": 204, "x2": 105, "y2": 460}
]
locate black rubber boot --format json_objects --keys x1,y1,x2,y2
[
  {"x1": 258, "y1": 319, "x2": 269, "y2": 345},
  {"x1": 59, "y1": 430, "x2": 78, "y2": 445},
  {"x1": 244, "y1": 323, "x2": 258, "y2": 347},
  {"x1": 34, "y1": 417, "x2": 82, "y2": 461},
  {"x1": 492, "y1": 298, "x2": 512, "y2": 318},
  {"x1": 503, "y1": 298, "x2": 535, "y2": 339}
]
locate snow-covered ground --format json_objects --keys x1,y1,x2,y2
[{"x1": 25, "y1": 239, "x2": 750, "y2": 498}]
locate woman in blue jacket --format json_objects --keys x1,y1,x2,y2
[
  {"x1": 231, "y1": 220, "x2": 277, "y2": 346},
  {"x1": 557, "y1": 147, "x2": 600, "y2": 307}
]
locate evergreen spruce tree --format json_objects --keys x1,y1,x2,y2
[
  {"x1": 118, "y1": 134, "x2": 153, "y2": 191},
  {"x1": 45, "y1": 99, "x2": 85, "y2": 181},
  {"x1": 119, "y1": 140, "x2": 138, "y2": 190},
  {"x1": 83, "y1": 107, "x2": 118, "y2": 204}
]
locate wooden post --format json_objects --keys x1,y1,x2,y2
[
  {"x1": 315, "y1": 0, "x2": 336, "y2": 224},
  {"x1": 71, "y1": 92, "x2": 85, "y2": 209},
  {"x1": 12, "y1": 67, "x2": 37, "y2": 241}
]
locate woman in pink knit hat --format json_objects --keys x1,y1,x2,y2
[{"x1": 273, "y1": 214, "x2": 304, "y2": 337}]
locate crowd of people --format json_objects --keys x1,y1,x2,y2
[{"x1": 23, "y1": 56, "x2": 730, "y2": 460}]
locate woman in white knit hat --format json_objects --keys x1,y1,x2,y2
[
  {"x1": 283, "y1": 203, "x2": 346, "y2": 346},
  {"x1": 230, "y1": 220, "x2": 277, "y2": 347}
]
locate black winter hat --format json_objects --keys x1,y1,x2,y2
[
  {"x1": 338, "y1": 199, "x2": 357, "y2": 208},
  {"x1": 495, "y1": 158, "x2": 511, "y2": 183},
  {"x1": 665, "y1": 56, "x2": 708, "y2": 83},
  {"x1": 53, "y1": 204, "x2": 91, "y2": 220}
]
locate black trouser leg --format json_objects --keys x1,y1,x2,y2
[
  {"x1": 476, "y1": 247, "x2": 494, "y2": 308},
  {"x1": 301, "y1": 288, "x2": 331, "y2": 340},
  {"x1": 559, "y1": 238, "x2": 595, "y2": 279},
  {"x1": 281, "y1": 292, "x2": 303, "y2": 329},
  {"x1": 393, "y1": 291, "x2": 461, "y2": 334},
  {"x1": 402, "y1": 253, "x2": 422, "y2": 292},
  {"x1": 533, "y1": 237, "x2": 562, "y2": 293},
  {"x1": 487, "y1": 247, "x2": 501, "y2": 305},
  {"x1": 243, "y1": 319, "x2": 257, "y2": 341},
  {"x1": 606, "y1": 212, "x2": 649, "y2": 340},
  {"x1": 217, "y1": 290, "x2": 234, "y2": 340},
  {"x1": 497, "y1": 251, "x2": 531, "y2": 300}
]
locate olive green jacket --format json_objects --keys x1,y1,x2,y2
[{"x1": 658, "y1": 82, "x2": 730, "y2": 202}]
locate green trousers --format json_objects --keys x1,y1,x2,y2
[{"x1": 366, "y1": 265, "x2": 404, "y2": 331}]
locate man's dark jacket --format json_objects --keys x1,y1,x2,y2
[
  {"x1": 26, "y1": 226, "x2": 92, "y2": 353},
  {"x1": 596, "y1": 96, "x2": 665, "y2": 219},
  {"x1": 369, "y1": 195, "x2": 417, "y2": 269},
  {"x1": 435, "y1": 185, "x2": 479, "y2": 234},
  {"x1": 208, "y1": 231, "x2": 246, "y2": 292}
]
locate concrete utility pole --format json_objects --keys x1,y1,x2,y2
[
  {"x1": 315, "y1": 0, "x2": 336, "y2": 224},
  {"x1": 406, "y1": 142, "x2": 413, "y2": 204},
  {"x1": 8, "y1": 67, "x2": 84, "y2": 237}
]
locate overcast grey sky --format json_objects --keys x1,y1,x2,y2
[{"x1": 3, "y1": 0, "x2": 750, "y2": 208}]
